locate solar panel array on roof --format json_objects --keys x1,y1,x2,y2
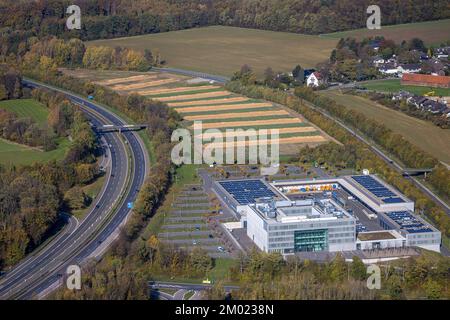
[
  {"x1": 219, "y1": 180, "x2": 277, "y2": 205},
  {"x1": 385, "y1": 211, "x2": 433, "y2": 233},
  {"x1": 352, "y1": 175, "x2": 405, "y2": 203}
]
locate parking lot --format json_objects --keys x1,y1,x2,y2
[{"x1": 159, "y1": 184, "x2": 238, "y2": 258}]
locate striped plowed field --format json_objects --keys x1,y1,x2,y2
[
  {"x1": 184, "y1": 110, "x2": 289, "y2": 121},
  {"x1": 191, "y1": 118, "x2": 302, "y2": 129},
  {"x1": 198, "y1": 126, "x2": 319, "y2": 139},
  {"x1": 139, "y1": 85, "x2": 221, "y2": 95},
  {"x1": 174, "y1": 102, "x2": 273, "y2": 113},
  {"x1": 95, "y1": 74, "x2": 156, "y2": 85},
  {"x1": 168, "y1": 97, "x2": 250, "y2": 107},
  {"x1": 156, "y1": 91, "x2": 231, "y2": 102},
  {"x1": 205, "y1": 135, "x2": 327, "y2": 148},
  {"x1": 113, "y1": 78, "x2": 180, "y2": 90}
]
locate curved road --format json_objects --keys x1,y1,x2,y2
[{"x1": 0, "y1": 79, "x2": 149, "y2": 299}]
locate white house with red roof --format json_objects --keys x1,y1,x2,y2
[{"x1": 306, "y1": 72, "x2": 324, "y2": 87}]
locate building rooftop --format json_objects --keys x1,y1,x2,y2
[
  {"x1": 357, "y1": 231, "x2": 397, "y2": 241},
  {"x1": 252, "y1": 198, "x2": 352, "y2": 224}
]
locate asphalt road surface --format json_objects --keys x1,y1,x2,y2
[{"x1": 0, "y1": 79, "x2": 148, "y2": 299}]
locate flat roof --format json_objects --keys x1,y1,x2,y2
[
  {"x1": 272, "y1": 175, "x2": 413, "y2": 212},
  {"x1": 358, "y1": 231, "x2": 397, "y2": 241}
]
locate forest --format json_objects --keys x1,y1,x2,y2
[
  {"x1": 0, "y1": 85, "x2": 98, "y2": 269},
  {"x1": 0, "y1": 0, "x2": 449, "y2": 43}
]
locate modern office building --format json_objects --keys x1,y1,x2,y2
[
  {"x1": 240, "y1": 198, "x2": 356, "y2": 254},
  {"x1": 213, "y1": 173, "x2": 441, "y2": 254}
]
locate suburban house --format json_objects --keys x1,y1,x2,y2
[
  {"x1": 397, "y1": 63, "x2": 421, "y2": 75},
  {"x1": 379, "y1": 63, "x2": 399, "y2": 76},
  {"x1": 401, "y1": 73, "x2": 450, "y2": 88},
  {"x1": 392, "y1": 90, "x2": 413, "y2": 101},
  {"x1": 306, "y1": 72, "x2": 325, "y2": 87},
  {"x1": 406, "y1": 95, "x2": 449, "y2": 115},
  {"x1": 435, "y1": 47, "x2": 450, "y2": 59}
]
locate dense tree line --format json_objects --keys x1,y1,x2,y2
[
  {"x1": 204, "y1": 250, "x2": 449, "y2": 300},
  {"x1": 0, "y1": 93, "x2": 99, "y2": 269},
  {"x1": 0, "y1": 108, "x2": 56, "y2": 150},
  {"x1": 0, "y1": 0, "x2": 448, "y2": 42},
  {"x1": 10, "y1": 36, "x2": 156, "y2": 72},
  {"x1": 225, "y1": 78, "x2": 450, "y2": 237},
  {"x1": 0, "y1": 65, "x2": 22, "y2": 100}
]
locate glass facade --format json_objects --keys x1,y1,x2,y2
[{"x1": 294, "y1": 229, "x2": 328, "y2": 252}]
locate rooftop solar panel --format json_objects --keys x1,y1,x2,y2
[
  {"x1": 385, "y1": 211, "x2": 433, "y2": 234},
  {"x1": 219, "y1": 180, "x2": 277, "y2": 205},
  {"x1": 352, "y1": 175, "x2": 403, "y2": 202}
]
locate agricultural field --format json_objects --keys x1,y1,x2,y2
[
  {"x1": 87, "y1": 26, "x2": 338, "y2": 77},
  {"x1": 320, "y1": 91, "x2": 450, "y2": 165},
  {"x1": 322, "y1": 19, "x2": 450, "y2": 46},
  {"x1": 360, "y1": 79, "x2": 450, "y2": 97},
  {"x1": 0, "y1": 99, "x2": 49, "y2": 125},
  {"x1": 64, "y1": 69, "x2": 330, "y2": 155},
  {"x1": 0, "y1": 99, "x2": 71, "y2": 166}
]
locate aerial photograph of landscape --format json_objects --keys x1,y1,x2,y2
[{"x1": 0, "y1": 0, "x2": 448, "y2": 315}]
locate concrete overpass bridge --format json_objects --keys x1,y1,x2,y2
[
  {"x1": 93, "y1": 124, "x2": 148, "y2": 133},
  {"x1": 402, "y1": 168, "x2": 433, "y2": 177}
]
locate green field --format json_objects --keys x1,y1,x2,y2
[
  {"x1": 320, "y1": 91, "x2": 450, "y2": 165},
  {"x1": 87, "y1": 26, "x2": 338, "y2": 77},
  {"x1": 0, "y1": 137, "x2": 70, "y2": 166},
  {"x1": 361, "y1": 79, "x2": 450, "y2": 96},
  {"x1": 0, "y1": 99, "x2": 70, "y2": 166},
  {"x1": 322, "y1": 19, "x2": 450, "y2": 45},
  {"x1": 0, "y1": 99, "x2": 49, "y2": 125}
]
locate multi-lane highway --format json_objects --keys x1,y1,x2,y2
[{"x1": 0, "y1": 79, "x2": 149, "y2": 299}]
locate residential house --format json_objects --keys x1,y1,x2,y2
[
  {"x1": 397, "y1": 64, "x2": 421, "y2": 75},
  {"x1": 392, "y1": 90, "x2": 413, "y2": 101},
  {"x1": 306, "y1": 72, "x2": 325, "y2": 87}
]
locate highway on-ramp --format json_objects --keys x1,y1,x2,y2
[{"x1": 0, "y1": 79, "x2": 149, "y2": 299}]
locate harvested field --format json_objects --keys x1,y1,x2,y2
[
  {"x1": 113, "y1": 78, "x2": 179, "y2": 90},
  {"x1": 95, "y1": 74, "x2": 157, "y2": 85},
  {"x1": 87, "y1": 25, "x2": 337, "y2": 76},
  {"x1": 174, "y1": 102, "x2": 272, "y2": 113},
  {"x1": 193, "y1": 118, "x2": 302, "y2": 129},
  {"x1": 168, "y1": 97, "x2": 249, "y2": 107},
  {"x1": 206, "y1": 136, "x2": 327, "y2": 148},
  {"x1": 140, "y1": 85, "x2": 221, "y2": 95},
  {"x1": 184, "y1": 110, "x2": 288, "y2": 121},
  {"x1": 156, "y1": 91, "x2": 231, "y2": 102},
  {"x1": 198, "y1": 126, "x2": 319, "y2": 139},
  {"x1": 62, "y1": 68, "x2": 330, "y2": 153}
]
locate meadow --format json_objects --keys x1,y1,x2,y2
[
  {"x1": 87, "y1": 26, "x2": 338, "y2": 77},
  {"x1": 0, "y1": 99, "x2": 49, "y2": 125},
  {"x1": 0, "y1": 99, "x2": 70, "y2": 166},
  {"x1": 361, "y1": 79, "x2": 450, "y2": 96},
  {"x1": 320, "y1": 91, "x2": 450, "y2": 165},
  {"x1": 322, "y1": 19, "x2": 450, "y2": 46}
]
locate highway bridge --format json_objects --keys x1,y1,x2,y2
[
  {"x1": 0, "y1": 79, "x2": 149, "y2": 299},
  {"x1": 93, "y1": 124, "x2": 148, "y2": 133}
]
